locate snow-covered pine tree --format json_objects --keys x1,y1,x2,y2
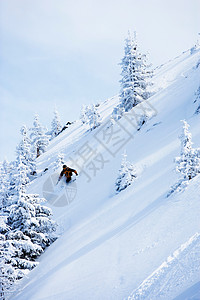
[
  {"x1": 0, "y1": 230, "x2": 18, "y2": 300},
  {"x1": 111, "y1": 105, "x2": 125, "y2": 123},
  {"x1": 16, "y1": 125, "x2": 36, "y2": 177},
  {"x1": 11, "y1": 155, "x2": 30, "y2": 196},
  {"x1": 30, "y1": 114, "x2": 49, "y2": 158},
  {"x1": 0, "y1": 154, "x2": 57, "y2": 279},
  {"x1": 168, "y1": 120, "x2": 200, "y2": 196},
  {"x1": 52, "y1": 153, "x2": 65, "y2": 171},
  {"x1": 115, "y1": 151, "x2": 137, "y2": 193},
  {"x1": 3, "y1": 191, "x2": 57, "y2": 274},
  {"x1": 80, "y1": 104, "x2": 101, "y2": 129},
  {"x1": 80, "y1": 105, "x2": 88, "y2": 124},
  {"x1": 88, "y1": 104, "x2": 101, "y2": 130},
  {"x1": 51, "y1": 109, "x2": 62, "y2": 139},
  {"x1": 175, "y1": 120, "x2": 200, "y2": 181},
  {"x1": 2, "y1": 160, "x2": 11, "y2": 175},
  {"x1": 194, "y1": 86, "x2": 200, "y2": 114},
  {"x1": 0, "y1": 156, "x2": 28, "y2": 204},
  {"x1": 0, "y1": 160, "x2": 16, "y2": 207},
  {"x1": 0, "y1": 163, "x2": 7, "y2": 209},
  {"x1": 112, "y1": 31, "x2": 152, "y2": 120},
  {"x1": 0, "y1": 169, "x2": 10, "y2": 210},
  {"x1": 7, "y1": 193, "x2": 57, "y2": 248}
]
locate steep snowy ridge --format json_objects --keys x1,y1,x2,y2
[{"x1": 13, "y1": 49, "x2": 200, "y2": 300}]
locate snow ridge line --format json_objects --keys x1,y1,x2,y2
[{"x1": 127, "y1": 232, "x2": 200, "y2": 300}]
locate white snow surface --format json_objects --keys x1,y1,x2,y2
[
  {"x1": 12, "y1": 48, "x2": 200, "y2": 300},
  {"x1": 127, "y1": 231, "x2": 200, "y2": 300}
]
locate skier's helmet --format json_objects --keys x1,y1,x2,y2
[{"x1": 63, "y1": 164, "x2": 67, "y2": 169}]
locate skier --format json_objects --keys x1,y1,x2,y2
[{"x1": 58, "y1": 164, "x2": 78, "y2": 183}]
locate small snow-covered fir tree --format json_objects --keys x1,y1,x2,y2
[
  {"x1": 80, "y1": 105, "x2": 88, "y2": 124},
  {"x1": 115, "y1": 151, "x2": 137, "y2": 193},
  {"x1": 80, "y1": 104, "x2": 101, "y2": 129},
  {"x1": 0, "y1": 163, "x2": 9, "y2": 209},
  {"x1": 2, "y1": 160, "x2": 11, "y2": 175},
  {"x1": 88, "y1": 104, "x2": 101, "y2": 130},
  {"x1": 113, "y1": 31, "x2": 152, "y2": 119},
  {"x1": 111, "y1": 105, "x2": 125, "y2": 123},
  {"x1": 168, "y1": 120, "x2": 200, "y2": 196},
  {"x1": 11, "y1": 155, "x2": 29, "y2": 196},
  {"x1": 52, "y1": 153, "x2": 65, "y2": 171},
  {"x1": 194, "y1": 86, "x2": 200, "y2": 114},
  {"x1": 175, "y1": 120, "x2": 200, "y2": 181},
  {"x1": 0, "y1": 231, "x2": 18, "y2": 300},
  {"x1": 16, "y1": 125, "x2": 36, "y2": 177},
  {"x1": 0, "y1": 160, "x2": 16, "y2": 207},
  {"x1": 30, "y1": 114, "x2": 49, "y2": 158},
  {"x1": 51, "y1": 109, "x2": 62, "y2": 139}
]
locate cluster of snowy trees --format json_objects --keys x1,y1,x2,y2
[
  {"x1": 31, "y1": 108, "x2": 64, "y2": 158},
  {"x1": 80, "y1": 104, "x2": 101, "y2": 130},
  {"x1": 0, "y1": 109, "x2": 63, "y2": 298},
  {"x1": 51, "y1": 152, "x2": 65, "y2": 171},
  {"x1": 169, "y1": 120, "x2": 200, "y2": 196},
  {"x1": 15, "y1": 108, "x2": 63, "y2": 168},
  {"x1": 0, "y1": 158, "x2": 57, "y2": 298},
  {"x1": 0, "y1": 110, "x2": 62, "y2": 203},
  {"x1": 112, "y1": 31, "x2": 153, "y2": 122},
  {"x1": 0, "y1": 195, "x2": 57, "y2": 298}
]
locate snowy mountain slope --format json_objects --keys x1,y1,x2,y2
[
  {"x1": 13, "y1": 48, "x2": 200, "y2": 300},
  {"x1": 127, "y1": 210, "x2": 200, "y2": 300}
]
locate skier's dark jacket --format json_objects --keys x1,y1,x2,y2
[{"x1": 59, "y1": 166, "x2": 78, "y2": 181}]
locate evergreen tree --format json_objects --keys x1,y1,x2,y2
[
  {"x1": 0, "y1": 161, "x2": 13, "y2": 209},
  {"x1": 111, "y1": 105, "x2": 125, "y2": 122},
  {"x1": 52, "y1": 153, "x2": 65, "y2": 171},
  {"x1": 0, "y1": 217, "x2": 16, "y2": 299},
  {"x1": 51, "y1": 109, "x2": 62, "y2": 139},
  {"x1": 0, "y1": 163, "x2": 6, "y2": 209},
  {"x1": 194, "y1": 86, "x2": 200, "y2": 114},
  {"x1": 175, "y1": 120, "x2": 200, "y2": 181},
  {"x1": 7, "y1": 161, "x2": 16, "y2": 191},
  {"x1": 2, "y1": 191, "x2": 57, "y2": 274},
  {"x1": 115, "y1": 151, "x2": 137, "y2": 193},
  {"x1": 112, "y1": 31, "x2": 152, "y2": 120},
  {"x1": 168, "y1": 120, "x2": 200, "y2": 196},
  {"x1": 30, "y1": 114, "x2": 49, "y2": 158},
  {"x1": 2, "y1": 160, "x2": 11, "y2": 175},
  {"x1": 0, "y1": 155, "x2": 57, "y2": 289},
  {"x1": 0, "y1": 221, "x2": 22, "y2": 300},
  {"x1": 11, "y1": 155, "x2": 29, "y2": 196},
  {"x1": 80, "y1": 105, "x2": 88, "y2": 124},
  {"x1": 16, "y1": 125, "x2": 36, "y2": 177},
  {"x1": 88, "y1": 104, "x2": 101, "y2": 130},
  {"x1": 0, "y1": 239, "x2": 16, "y2": 300},
  {"x1": 80, "y1": 104, "x2": 101, "y2": 129}
]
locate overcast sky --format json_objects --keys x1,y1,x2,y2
[{"x1": 0, "y1": 0, "x2": 199, "y2": 161}]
